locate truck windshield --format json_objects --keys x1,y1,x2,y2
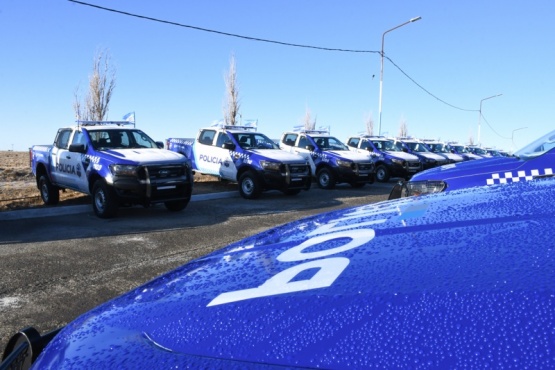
[
  {"x1": 406, "y1": 142, "x2": 431, "y2": 153},
  {"x1": 313, "y1": 136, "x2": 349, "y2": 151},
  {"x1": 451, "y1": 145, "x2": 469, "y2": 154},
  {"x1": 89, "y1": 129, "x2": 158, "y2": 150},
  {"x1": 430, "y1": 143, "x2": 449, "y2": 153},
  {"x1": 514, "y1": 129, "x2": 555, "y2": 160},
  {"x1": 371, "y1": 139, "x2": 398, "y2": 152},
  {"x1": 232, "y1": 132, "x2": 278, "y2": 150}
]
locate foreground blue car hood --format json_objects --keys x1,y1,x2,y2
[
  {"x1": 34, "y1": 179, "x2": 555, "y2": 369},
  {"x1": 410, "y1": 155, "x2": 555, "y2": 191}
]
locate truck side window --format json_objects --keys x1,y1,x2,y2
[
  {"x1": 282, "y1": 134, "x2": 297, "y2": 147},
  {"x1": 298, "y1": 136, "x2": 309, "y2": 149},
  {"x1": 71, "y1": 131, "x2": 87, "y2": 146},
  {"x1": 199, "y1": 130, "x2": 216, "y2": 145},
  {"x1": 216, "y1": 133, "x2": 230, "y2": 148},
  {"x1": 55, "y1": 129, "x2": 72, "y2": 149},
  {"x1": 348, "y1": 138, "x2": 359, "y2": 147},
  {"x1": 360, "y1": 141, "x2": 371, "y2": 151}
]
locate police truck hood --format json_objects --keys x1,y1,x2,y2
[
  {"x1": 33, "y1": 178, "x2": 555, "y2": 369},
  {"x1": 384, "y1": 150, "x2": 420, "y2": 161},
  {"x1": 251, "y1": 149, "x2": 307, "y2": 162},
  {"x1": 410, "y1": 156, "x2": 519, "y2": 182},
  {"x1": 326, "y1": 150, "x2": 372, "y2": 162},
  {"x1": 102, "y1": 148, "x2": 187, "y2": 164}
]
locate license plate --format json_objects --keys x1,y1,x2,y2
[{"x1": 157, "y1": 186, "x2": 176, "y2": 190}]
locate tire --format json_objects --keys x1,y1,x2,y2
[
  {"x1": 165, "y1": 199, "x2": 189, "y2": 212},
  {"x1": 238, "y1": 171, "x2": 262, "y2": 199},
  {"x1": 375, "y1": 165, "x2": 391, "y2": 183},
  {"x1": 38, "y1": 175, "x2": 59, "y2": 205},
  {"x1": 316, "y1": 167, "x2": 336, "y2": 189},
  {"x1": 283, "y1": 189, "x2": 301, "y2": 196},
  {"x1": 92, "y1": 180, "x2": 118, "y2": 218}
]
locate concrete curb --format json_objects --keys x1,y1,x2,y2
[{"x1": 0, "y1": 191, "x2": 238, "y2": 221}]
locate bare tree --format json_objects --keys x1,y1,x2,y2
[
  {"x1": 365, "y1": 113, "x2": 374, "y2": 135},
  {"x1": 223, "y1": 54, "x2": 240, "y2": 126},
  {"x1": 398, "y1": 116, "x2": 408, "y2": 138},
  {"x1": 74, "y1": 49, "x2": 116, "y2": 121},
  {"x1": 468, "y1": 135, "x2": 475, "y2": 145},
  {"x1": 304, "y1": 106, "x2": 316, "y2": 130}
]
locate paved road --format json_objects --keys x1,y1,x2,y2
[{"x1": 0, "y1": 182, "x2": 394, "y2": 352}]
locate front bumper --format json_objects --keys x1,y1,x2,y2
[
  {"x1": 335, "y1": 162, "x2": 375, "y2": 184},
  {"x1": 112, "y1": 164, "x2": 194, "y2": 205},
  {"x1": 260, "y1": 163, "x2": 311, "y2": 191}
]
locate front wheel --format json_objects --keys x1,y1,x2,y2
[
  {"x1": 375, "y1": 165, "x2": 391, "y2": 183},
  {"x1": 238, "y1": 171, "x2": 262, "y2": 199},
  {"x1": 165, "y1": 199, "x2": 189, "y2": 212},
  {"x1": 316, "y1": 167, "x2": 336, "y2": 189},
  {"x1": 39, "y1": 175, "x2": 59, "y2": 205},
  {"x1": 92, "y1": 180, "x2": 118, "y2": 218}
]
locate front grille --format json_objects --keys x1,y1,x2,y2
[
  {"x1": 138, "y1": 164, "x2": 187, "y2": 181},
  {"x1": 287, "y1": 164, "x2": 310, "y2": 176},
  {"x1": 407, "y1": 161, "x2": 421, "y2": 169},
  {"x1": 356, "y1": 162, "x2": 374, "y2": 173}
]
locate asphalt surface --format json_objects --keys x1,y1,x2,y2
[{"x1": 0, "y1": 181, "x2": 394, "y2": 354}]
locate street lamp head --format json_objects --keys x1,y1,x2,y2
[{"x1": 410, "y1": 16, "x2": 422, "y2": 22}]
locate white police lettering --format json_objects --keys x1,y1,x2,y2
[
  {"x1": 207, "y1": 257, "x2": 349, "y2": 307},
  {"x1": 56, "y1": 162, "x2": 76, "y2": 174},
  {"x1": 199, "y1": 154, "x2": 223, "y2": 164},
  {"x1": 278, "y1": 229, "x2": 375, "y2": 262},
  {"x1": 207, "y1": 204, "x2": 401, "y2": 307}
]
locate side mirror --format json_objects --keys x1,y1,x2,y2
[
  {"x1": 156, "y1": 141, "x2": 164, "y2": 149},
  {"x1": 366, "y1": 147, "x2": 374, "y2": 152},
  {"x1": 306, "y1": 145, "x2": 315, "y2": 151},
  {"x1": 223, "y1": 142, "x2": 236, "y2": 150},
  {"x1": 388, "y1": 180, "x2": 408, "y2": 200},
  {"x1": 69, "y1": 143, "x2": 86, "y2": 153}
]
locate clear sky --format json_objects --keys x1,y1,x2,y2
[{"x1": 1, "y1": 0, "x2": 553, "y2": 152}]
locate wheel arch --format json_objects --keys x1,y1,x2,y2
[{"x1": 34, "y1": 163, "x2": 48, "y2": 186}]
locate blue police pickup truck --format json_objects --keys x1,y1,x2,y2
[
  {"x1": 3, "y1": 176, "x2": 555, "y2": 369},
  {"x1": 447, "y1": 142, "x2": 483, "y2": 160},
  {"x1": 420, "y1": 139, "x2": 464, "y2": 163},
  {"x1": 279, "y1": 129, "x2": 375, "y2": 189},
  {"x1": 345, "y1": 135, "x2": 422, "y2": 182},
  {"x1": 390, "y1": 129, "x2": 555, "y2": 198},
  {"x1": 166, "y1": 123, "x2": 311, "y2": 199},
  {"x1": 395, "y1": 137, "x2": 450, "y2": 170},
  {"x1": 29, "y1": 121, "x2": 193, "y2": 218}
]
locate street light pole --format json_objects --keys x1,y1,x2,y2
[
  {"x1": 477, "y1": 93, "x2": 502, "y2": 145},
  {"x1": 378, "y1": 16, "x2": 421, "y2": 136}
]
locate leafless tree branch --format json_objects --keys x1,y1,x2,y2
[{"x1": 223, "y1": 54, "x2": 240, "y2": 126}]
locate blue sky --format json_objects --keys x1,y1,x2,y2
[{"x1": 1, "y1": 1, "x2": 553, "y2": 152}]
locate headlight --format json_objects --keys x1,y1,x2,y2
[
  {"x1": 406, "y1": 180, "x2": 446, "y2": 196},
  {"x1": 260, "y1": 160, "x2": 281, "y2": 171},
  {"x1": 391, "y1": 158, "x2": 405, "y2": 166},
  {"x1": 336, "y1": 159, "x2": 354, "y2": 168},
  {"x1": 110, "y1": 164, "x2": 138, "y2": 176}
]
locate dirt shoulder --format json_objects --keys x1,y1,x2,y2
[{"x1": 0, "y1": 151, "x2": 237, "y2": 212}]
